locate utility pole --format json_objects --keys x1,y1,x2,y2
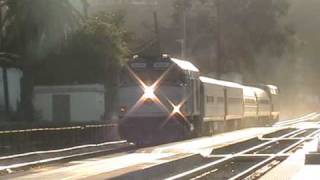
[
  {"x1": 153, "y1": 11, "x2": 161, "y2": 55},
  {"x1": 81, "y1": 0, "x2": 89, "y2": 18},
  {"x1": 216, "y1": 0, "x2": 222, "y2": 79},
  {"x1": 182, "y1": 6, "x2": 187, "y2": 59}
]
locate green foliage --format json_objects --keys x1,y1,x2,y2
[
  {"x1": 35, "y1": 11, "x2": 129, "y2": 86},
  {"x1": 170, "y1": 0, "x2": 292, "y2": 82},
  {"x1": 0, "y1": 0, "x2": 83, "y2": 120},
  {"x1": 1, "y1": 0, "x2": 81, "y2": 59}
]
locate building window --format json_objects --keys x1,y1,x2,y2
[{"x1": 206, "y1": 96, "x2": 215, "y2": 103}]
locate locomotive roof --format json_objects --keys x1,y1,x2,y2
[
  {"x1": 199, "y1": 76, "x2": 243, "y2": 88},
  {"x1": 170, "y1": 58, "x2": 199, "y2": 72},
  {"x1": 128, "y1": 56, "x2": 199, "y2": 72}
]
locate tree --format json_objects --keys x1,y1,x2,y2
[
  {"x1": 1, "y1": 0, "x2": 82, "y2": 121},
  {"x1": 34, "y1": 11, "x2": 129, "y2": 118},
  {"x1": 170, "y1": 0, "x2": 292, "y2": 82},
  {"x1": 220, "y1": 0, "x2": 291, "y2": 81}
]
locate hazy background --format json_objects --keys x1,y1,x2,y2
[
  {"x1": 283, "y1": 0, "x2": 320, "y2": 118},
  {"x1": 84, "y1": 0, "x2": 320, "y2": 119},
  {"x1": 3, "y1": 0, "x2": 318, "y2": 121}
]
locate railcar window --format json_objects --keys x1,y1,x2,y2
[
  {"x1": 119, "y1": 66, "x2": 185, "y2": 86},
  {"x1": 259, "y1": 99, "x2": 270, "y2": 104},
  {"x1": 228, "y1": 98, "x2": 242, "y2": 104},
  {"x1": 244, "y1": 99, "x2": 256, "y2": 104},
  {"x1": 206, "y1": 96, "x2": 215, "y2": 103},
  {"x1": 217, "y1": 97, "x2": 224, "y2": 103}
]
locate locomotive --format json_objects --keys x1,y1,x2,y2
[{"x1": 117, "y1": 55, "x2": 279, "y2": 145}]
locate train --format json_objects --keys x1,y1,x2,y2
[{"x1": 117, "y1": 55, "x2": 280, "y2": 145}]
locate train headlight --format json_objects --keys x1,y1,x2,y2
[
  {"x1": 172, "y1": 104, "x2": 181, "y2": 114},
  {"x1": 120, "y1": 106, "x2": 127, "y2": 113},
  {"x1": 143, "y1": 86, "x2": 156, "y2": 100}
]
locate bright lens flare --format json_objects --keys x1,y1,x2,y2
[
  {"x1": 120, "y1": 65, "x2": 173, "y2": 117},
  {"x1": 159, "y1": 95, "x2": 192, "y2": 129},
  {"x1": 172, "y1": 104, "x2": 182, "y2": 114},
  {"x1": 143, "y1": 86, "x2": 156, "y2": 99}
]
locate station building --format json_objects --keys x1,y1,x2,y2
[{"x1": 33, "y1": 84, "x2": 105, "y2": 122}]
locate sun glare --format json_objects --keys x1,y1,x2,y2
[
  {"x1": 121, "y1": 65, "x2": 172, "y2": 117},
  {"x1": 143, "y1": 86, "x2": 156, "y2": 99}
]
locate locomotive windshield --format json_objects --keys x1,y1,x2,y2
[{"x1": 120, "y1": 59, "x2": 186, "y2": 86}]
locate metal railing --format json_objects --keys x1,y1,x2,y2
[{"x1": 0, "y1": 123, "x2": 118, "y2": 157}]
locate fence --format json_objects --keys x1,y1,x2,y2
[{"x1": 0, "y1": 123, "x2": 118, "y2": 156}]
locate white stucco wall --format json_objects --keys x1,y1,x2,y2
[
  {"x1": 70, "y1": 92, "x2": 105, "y2": 122},
  {"x1": 34, "y1": 84, "x2": 105, "y2": 122},
  {"x1": 34, "y1": 93, "x2": 52, "y2": 121}
]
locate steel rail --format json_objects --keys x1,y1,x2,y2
[
  {"x1": 166, "y1": 128, "x2": 304, "y2": 180},
  {"x1": 229, "y1": 128, "x2": 320, "y2": 180},
  {"x1": 0, "y1": 142, "x2": 136, "y2": 173},
  {"x1": 0, "y1": 140, "x2": 128, "y2": 160},
  {"x1": 0, "y1": 123, "x2": 117, "y2": 134},
  {"x1": 274, "y1": 113, "x2": 319, "y2": 127}
]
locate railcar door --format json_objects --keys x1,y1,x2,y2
[{"x1": 193, "y1": 78, "x2": 201, "y2": 115}]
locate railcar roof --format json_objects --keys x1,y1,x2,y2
[
  {"x1": 246, "y1": 86, "x2": 265, "y2": 93},
  {"x1": 199, "y1": 76, "x2": 243, "y2": 88},
  {"x1": 170, "y1": 58, "x2": 199, "y2": 72}
]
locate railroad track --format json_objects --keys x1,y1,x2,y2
[
  {"x1": 0, "y1": 140, "x2": 136, "y2": 175},
  {"x1": 273, "y1": 112, "x2": 320, "y2": 127},
  {"x1": 166, "y1": 124, "x2": 320, "y2": 180},
  {"x1": 1, "y1": 113, "x2": 319, "y2": 179}
]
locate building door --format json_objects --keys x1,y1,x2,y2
[{"x1": 52, "y1": 94, "x2": 70, "y2": 122}]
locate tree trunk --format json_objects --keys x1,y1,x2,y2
[
  {"x1": 19, "y1": 62, "x2": 34, "y2": 121},
  {"x1": 104, "y1": 62, "x2": 120, "y2": 121}
]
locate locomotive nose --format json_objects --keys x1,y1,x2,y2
[
  {"x1": 172, "y1": 104, "x2": 182, "y2": 114},
  {"x1": 143, "y1": 86, "x2": 156, "y2": 100}
]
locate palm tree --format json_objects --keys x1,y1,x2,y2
[{"x1": 1, "y1": 0, "x2": 84, "y2": 121}]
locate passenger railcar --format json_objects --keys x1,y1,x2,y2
[
  {"x1": 200, "y1": 76, "x2": 244, "y2": 134},
  {"x1": 117, "y1": 55, "x2": 279, "y2": 145}
]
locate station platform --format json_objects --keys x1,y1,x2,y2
[
  {"x1": 2, "y1": 127, "x2": 279, "y2": 179},
  {"x1": 260, "y1": 131, "x2": 320, "y2": 180},
  {"x1": 139, "y1": 127, "x2": 279, "y2": 155}
]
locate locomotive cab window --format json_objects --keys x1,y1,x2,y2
[{"x1": 119, "y1": 62, "x2": 186, "y2": 86}]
